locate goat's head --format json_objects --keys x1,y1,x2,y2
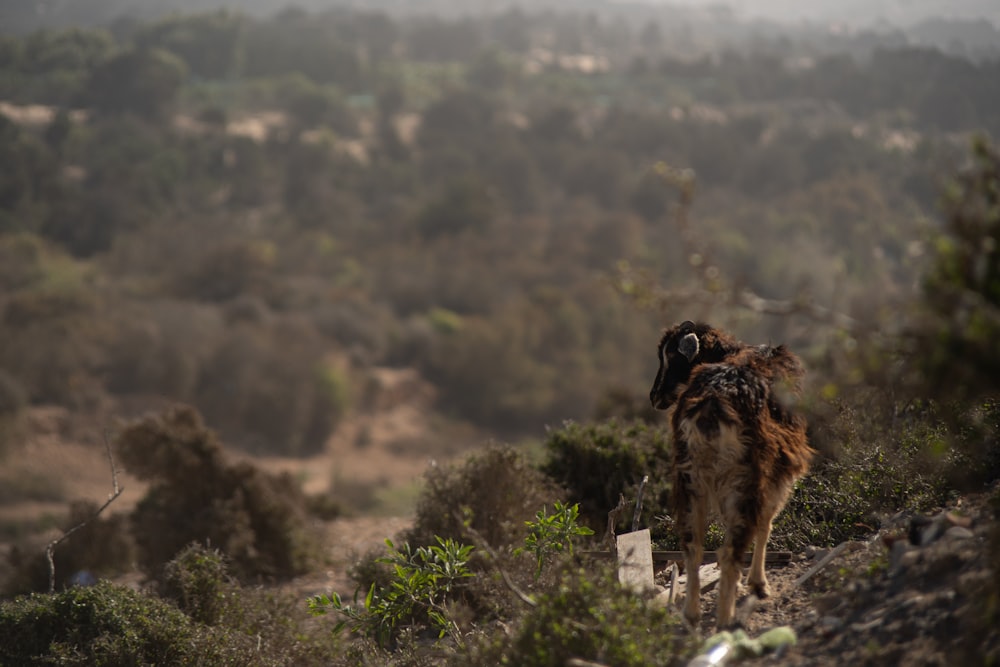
[{"x1": 649, "y1": 321, "x2": 738, "y2": 410}]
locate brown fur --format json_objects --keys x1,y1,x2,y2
[{"x1": 649, "y1": 322, "x2": 814, "y2": 628}]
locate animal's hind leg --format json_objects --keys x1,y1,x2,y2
[
  {"x1": 680, "y1": 501, "x2": 709, "y2": 628},
  {"x1": 747, "y1": 519, "x2": 773, "y2": 598},
  {"x1": 715, "y1": 526, "x2": 750, "y2": 628}
]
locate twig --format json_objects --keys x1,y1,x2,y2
[
  {"x1": 667, "y1": 562, "x2": 678, "y2": 607},
  {"x1": 454, "y1": 514, "x2": 537, "y2": 608},
  {"x1": 631, "y1": 475, "x2": 649, "y2": 533},
  {"x1": 606, "y1": 493, "x2": 627, "y2": 556},
  {"x1": 791, "y1": 541, "x2": 855, "y2": 591},
  {"x1": 567, "y1": 659, "x2": 610, "y2": 667},
  {"x1": 46, "y1": 429, "x2": 124, "y2": 593}
]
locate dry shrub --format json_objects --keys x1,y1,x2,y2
[
  {"x1": 116, "y1": 405, "x2": 317, "y2": 582},
  {"x1": 403, "y1": 445, "x2": 562, "y2": 551}
]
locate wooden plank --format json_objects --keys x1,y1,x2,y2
[
  {"x1": 583, "y1": 550, "x2": 793, "y2": 565},
  {"x1": 616, "y1": 529, "x2": 655, "y2": 593}
]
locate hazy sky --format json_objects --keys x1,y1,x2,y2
[{"x1": 642, "y1": 0, "x2": 1000, "y2": 27}]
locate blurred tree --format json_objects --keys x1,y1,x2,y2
[
  {"x1": 414, "y1": 176, "x2": 495, "y2": 240},
  {"x1": 405, "y1": 17, "x2": 482, "y2": 62},
  {"x1": 242, "y1": 9, "x2": 363, "y2": 89},
  {"x1": 85, "y1": 47, "x2": 187, "y2": 120},
  {"x1": 135, "y1": 10, "x2": 247, "y2": 80},
  {"x1": 21, "y1": 27, "x2": 114, "y2": 75},
  {"x1": 466, "y1": 48, "x2": 520, "y2": 92},
  {"x1": 917, "y1": 137, "x2": 1000, "y2": 399}
]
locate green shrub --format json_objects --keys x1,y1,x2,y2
[
  {"x1": 0, "y1": 580, "x2": 255, "y2": 666},
  {"x1": 158, "y1": 543, "x2": 233, "y2": 625},
  {"x1": 116, "y1": 405, "x2": 317, "y2": 582},
  {"x1": 462, "y1": 563, "x2": 688, "y2": 667},
  {"x1": 311, "y1": 536, "x2": 475, "y2": 648},
  {"x1": 515, "y1": 501, "x2": 594, "y2": 579},
  {"x1": 541, "y1": 419, "x2": 672, "y2": 542}
]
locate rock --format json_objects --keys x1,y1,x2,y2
[
  {"x1": 818, "y1": 615, "x2": 843, "y2": 634},
  {"x1": 943, "y1": 525, "x2": 974, "y2": 541}
]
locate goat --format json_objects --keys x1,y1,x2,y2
[{"x1": 649, "y1": 321, "x2": 814, "y2": 629}]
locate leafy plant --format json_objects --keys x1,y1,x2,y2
[
  {"x1": 309, "y1": 536, "x2": 475, "y2": 647},
  {"x1": 515, "y1": 501, "x2": 594, "y2": 579}
]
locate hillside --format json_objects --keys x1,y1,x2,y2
[{"x1": 0, "y1": 3, "x2": 998, "y2": 665}]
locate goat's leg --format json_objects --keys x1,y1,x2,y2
[
  {"x1": 717, "y1": 518, "x2": 752, "y2": 629},
  {"x1": 680, "y1": 502, "x2": 708, "y2": 628},
  {"x1": 747, "y1": 518, "x2": 773, "y2": 598}
]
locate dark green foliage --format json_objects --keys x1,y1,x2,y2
[
  {"x1": 116, "y1": 405, "x2": 317, "y2": 582},
  {"x1": 135, "y1": 11, "x2": 246, "y2": 80},
  {"x1": 542, "y1": 419, "x2": 672, "y2": 540},
  {"x1": 463, "y1": 564, "x2": 687, "y2": 667},
  {"x1": 158, "y1": 543, "x2": 233, "y2": 625},
  {"x1": 515, "y1": 501, "x2": 594, "y2": 579},
  {"x1": 0, "y1": 580, "x2": 255, "y2": 666},
  {"x1": 404, "y1": 445, "x2": 563, "y2": 551},
  {"x1": 918, "y1": 137, "x2": 1000, "y2": 401},
  {"x1": 85, "y1": 47, "x2": 187, "y2": 120},
  {"x1": 310, "y1": 537, "x2": 475, "y2": 647},
  {"x1": 911, "y1": 137, "x2": 1000, "y2": 487}
]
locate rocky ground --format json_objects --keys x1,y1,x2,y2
[{"x1": 671, "y1": 488, "x2": 999, "y2": 665}]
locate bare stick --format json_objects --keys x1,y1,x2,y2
[
  {"x1": 631, "y1": 475, "x2": 649, "y2": 533},
  {"x1": 606, "y1": 493, "x2": 627, "y2": 556},
  {"x1": 791, "y1": 541, "x2": 855, "y2": 591},
  {"x1": 666, "y1": 562, "x2": 678, "y2": 607},
  {"x1": 46, "y1": 429, "x2": 124, "y2": 593}
]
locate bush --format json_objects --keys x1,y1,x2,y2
[
  {"x1": 116, "y1": 405, "x2": 317, "y2": 582},
  {"x1": 311, "y1": 537, "x2": 475, "y2": 648},
  {"x1": 542, "y1": 419, "x2": 672, "y2": 542},
  {"x1": 461, "y1": 563, "x2": 688, "y2": 667},
  {"x1": 158, "y1": 543, "x2": 233, "y2": 625},
  {"x1": 0, "y1": 580, "x2": 255, "y2": 666},
  {"x1": 774, "y1": 395, "x2": 950, "y2": 550},
  {"x1": 159, "y1": 542, "x2": 343, "y2": 665},
  {"x1": 404, "y1": 445, "x2": 562, "y2": 551}
]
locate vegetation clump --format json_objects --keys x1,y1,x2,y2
[
  {"x1": 0, "y1": 580, "x2": 254, "y2": 666},
  {"x1": 116, "y1": 405, "x2": 317, "y2": 582},
  {"x1": 542, "y1": 419, "x2": 672, "y2": 541}
]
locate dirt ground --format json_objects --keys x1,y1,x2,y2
[{"x1": 667, "y1": 489, "x2": 998, "y2": 665}]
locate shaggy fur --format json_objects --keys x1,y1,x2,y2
[{"x1": 649, "y1": 321, "x2": 814, "y2": 628}]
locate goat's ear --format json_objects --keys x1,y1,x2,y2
[{"x1": 678, "y1": 332, "x2": 699, "y2": 361}]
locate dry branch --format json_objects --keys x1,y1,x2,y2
[
  {"x1": 791, "y1": 541, "x2": 858, "y2": 591},
  {"x1": 45, "y1": 429, "x2": 123, "y2": 593},
  {"x1": 631, "y1": 475, "x2": 649, "y2": 533},
  {"x1": 606, "y1": 493, "x2": 627, "y2": 556}
]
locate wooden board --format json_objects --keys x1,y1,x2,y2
[
  {"x1": 615, "y1": 529, "x2": 655, "y2": 592},
  {"x1": 585, "y1": 550, "x2": 793, "y2": 565}
]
